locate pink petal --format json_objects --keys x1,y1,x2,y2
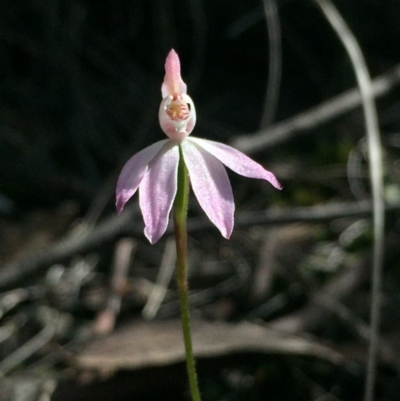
[
  {"x1": 181, "y1": 139, "x2": 234, "y2": 239},
  {"x1": 161, "y1": 49, "x2": 187, "y2": 98},
  {"x1": 116, "y1": 140, "x2": 168, "y2": 213},
  {"x1": 139, "y1": 141, "x2": 179, "y2": 244},
  {"x1": 189, "y1": 137, "x2": 282, "y2": 190}
]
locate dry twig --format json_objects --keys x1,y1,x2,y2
[
  {"x1": 232, "y1": 63, "x2": 400, "y2": 154},
  {"x1": 1, "y1": 201, "x2": 400, "y2": 291}
]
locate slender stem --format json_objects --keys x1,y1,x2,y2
[{"x1": 174, "y1": 146, "x2": 202, "y2": 401}]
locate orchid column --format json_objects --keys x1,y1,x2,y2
[{"x1": 116, "y1": 50, "x2": 282, "y2": 401}]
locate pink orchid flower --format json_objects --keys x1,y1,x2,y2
[{"x1": 116, "y1": 49, "x2": 281, "y2": 244}]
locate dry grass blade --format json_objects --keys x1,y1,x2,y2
[
  {"x1": 312, "y1": 1, "x2": 384, "y2": 400},
  {"x1": 142, "y1": 238, "x2": 176, "y2": 320},
  {"x1": 261, "y1": 0, "x2": 282, "y2": 128}
]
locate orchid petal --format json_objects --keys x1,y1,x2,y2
[
  {"x1": 189, "y1": 137, "x2": 282, "y2": 190},
  {"x1": 139, "y1": 141, "x2": 179, "y2": 244},
  {"x1": 161, "y1": 49, "x2": 187, "y2": 98},
  {"x1": 182, "y1": 139, "x2": 234, "y2": 239},
  {"x1": 116, "y1": 139, "x2": 168, "y2": 213}
]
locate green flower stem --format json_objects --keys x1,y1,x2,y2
[{"x1": 173, "y1": 146, "x2": 202, "y2": 401}]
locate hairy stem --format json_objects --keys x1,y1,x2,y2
[{"x1": 174, "y1": 146, "x2": 201, "y2": 401}]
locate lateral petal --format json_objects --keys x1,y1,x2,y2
[
  {"x1": 182, "y1": 139, "x2": 234, "y2": 239},
  {"x1": 190, "y1": 137, "x2": 282, "y2": 190},
  {"x1": 139, "y1": 141, "x2": 179, "y2": 244},
  {"x1": 116, "y1": 140, "x2": 168, "y2": 213}
]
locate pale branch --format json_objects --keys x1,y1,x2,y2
[
  {"x1": 231, "y1": 63, "x2": 400, "y2": 155},
  {"x1": 1, "y1": 200, "x2": 400, "y2": 291}
]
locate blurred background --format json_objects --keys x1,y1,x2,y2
[{"x1": 1, "y1": 0, "x2": 400, "y2": 400}]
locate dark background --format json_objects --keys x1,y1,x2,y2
[{"x1": 1, "y1": 1, "x2": 400, "y2": 400}]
